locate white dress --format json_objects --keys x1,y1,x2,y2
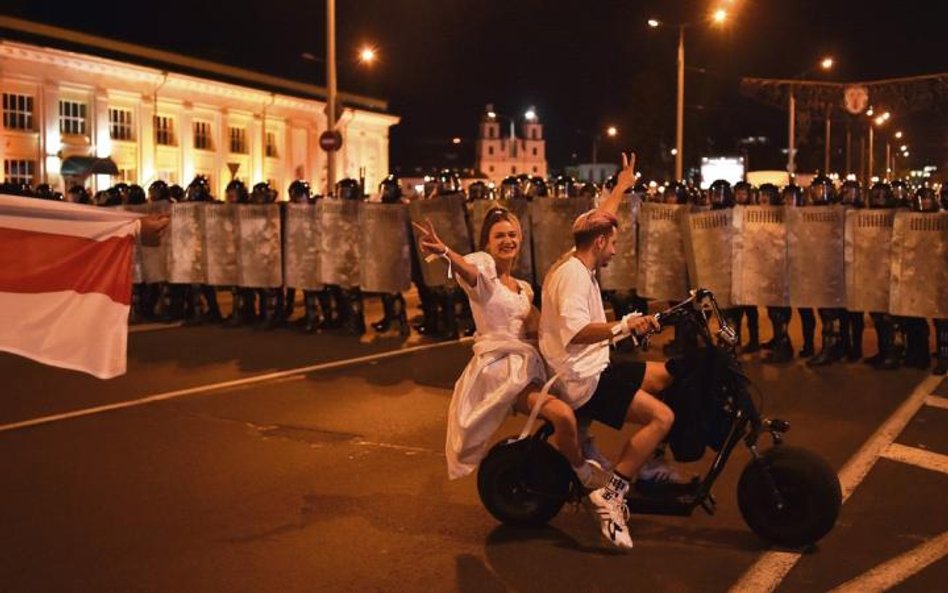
[{"x1": 445, "y1": 251, "x2": 547, "y2": 479}]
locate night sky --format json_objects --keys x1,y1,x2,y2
[{"x1": 5, "y1": 0, "x2": 946, "y2": 180}]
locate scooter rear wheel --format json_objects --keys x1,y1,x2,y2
[
  {"x1": 738, "y1": 446, "x2": 841, "y2": 547},
  {"x1": 477, "y1": 437, "x2": 572, "y2": 528}
]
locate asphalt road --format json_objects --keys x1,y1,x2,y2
[{"x1": 1, "y1": 313, "x2": 945, "y2": 593}]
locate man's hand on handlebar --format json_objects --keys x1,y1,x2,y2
[{"x1": 627, "y1": 314, "x2": 661, "y2": 337}]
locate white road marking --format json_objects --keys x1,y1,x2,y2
[
  {"x1": 729, "y1": 374, "x2": 945, "y2": 593},
  {"x1": 0, "y1": 338, "x2": 470, "y2": 434},
  {"x1": 827, "y1": 530, "x2": 948, "y2": 593},
  {"x1": 880, "y1": 443, "x2": 948, "y2": 476},
  {"x1": 924, "y1": 395, "x2": 948, "y2": 411}
]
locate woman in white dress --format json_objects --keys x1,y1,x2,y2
[{"x1": 415, "y1": 207, "x2": 606, "y2": 486}]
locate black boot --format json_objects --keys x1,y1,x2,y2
[
  {"x1": 129, "y1": 284, "x2": 145, "y2": 324},
  {"x1": 203, "y1": 286, "x2": 222, "y2": 323},
  {"x1": 873, "y1": 318, "x2": 901, "y2": 370},
  {"x1": 393, "y1": 293, "x2": 410, "y2": 337},
  {"x1": 808, "y1": 311, "x2": 844, "y2": 367},
  {"x1": 303, "y1": 291, "x2": 321, "y2": 333},
  {"x1": 318, "y1": 287, "x2": 340, "y2": 329},
  {"x1": 764, "y1": 309, "x2": 793, "y2": 363},
  {"x1": 847, "y1": 311, "x2": 865, "y2": 362},
  {"x1": 743, "y1": 306, "x2": 761, "y2": 353},
  {"x1": 183, "y1": 284, "x2": 204, "y2": 326},
  {"x1": 799, "y1": 308, "x2": 816, "y2": 358},
  {"x1": 259, "y1": 289, "x2": 280, "y2": 330},
  {"x1": 342, "y1": 288, "x2": 366, "y2": 335},
  {"x1": 225, "y1": 287, "x2": 244, "y2": 328},
  {"x1": 284, "y1": 288, "x2": 297, "y2": 323},
  {"x1": 372, "y1": 293, "x2": 396, "y2": 332},
  {"x1": 904, "y1": 318, "x2": 931, "y2": 370}
]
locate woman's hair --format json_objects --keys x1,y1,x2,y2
[
  {"x1": 572, "y1": 208, "x2": 618, "y2": 249},
  {"x1": 478, "y1": 207, "x2": 523, "y2": 251}
]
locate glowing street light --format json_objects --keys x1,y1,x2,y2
[
  {"x1": 606, "y1": 126, "x2": 618, "y2": 137},
  {"x1": 358, "y1": 46, "x2": 377, "y2": 65},
  {"x1": 900, "y1": 144, "x2": 908, "y2": 151},
  {"x1": 894, "y1": 131, "x2": 903, "y2": 139},
  {"x1": 648, "y1": 18, "x2": 660, "y2": 27},
  {"x1": 788, "y1": 57, "x2": 837, "y2": 176},
  {"x1": 866, "y1": 108, "x2": 874, "y2": 116},
  {"x1": 821, "y1": 57, "x2": 834, "y2": 70},
  {"x1": 712, "y1": 9, "x2": 728, "y2": 24},
  {"x1": 524, "y1": 108, "x2": 537, "y2": 121}
]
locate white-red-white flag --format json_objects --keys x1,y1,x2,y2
[{"x1": 0, "y1": 194, "x2": 141, "y2": 379}]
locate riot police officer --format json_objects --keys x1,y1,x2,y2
[
  {"x1": 662, "y1": 181, "x2": 689, "y2": 205},
  {"x1": 283, "y1": 179, "x2": 325, "y2": 333},
  {"x1": 65, "y1": 184, "x2": 92, "y2": 205},
  {"x1": 329, "y1": 177, "x2": 367, "y2": 335},
  {"x1": 805, "y1": 175, "x2": 846, "y2": 367},
  {"x1": 781, "y1": 182, "x2": 817, "y2": 358},
  {"x1": 127, "y1": 184, "x2": 147, "y2": 205},
  {"x1": 370, "y1": 174, "x2": 411, "y2": 336},
  {"x1": 524, "y1": 176, "x2": 548, "y2": 199},
  {"x1": 467, "y1": 180, "x2": 493, "y2": 202},
  {"x1": 222, "y1": 179, "x2": 257, "y2": 328},
  {"x1": 182, "y1": 175, "x2": 223, "y2": 325},
  {"x1": 902, "y1": 185, "x2": 941, "y2": 371},
  {"x1": 936, "y1": 185, "x2": 948, "y2": 375},
  {"x1": 863, "y1": 182, "x2": 901, "y2": 369},
  {"x1": 733, "y1": 181, "x2": 757, "y2": 207},
  {"x1": 552, "y1": 175, "x2": 576, "y2": 199},
  {"x1": 248, "y1": 181, "x2": 284, "y2": 330},
  {"x1": 891, "y1": 179, "x2": 911, "y2": 209},
  {"x1": 498, "y1": 175, "x2": 523, "y2": 200},
  {"x1": 34, "y1": 183, "x2": 62, "y2": 201},
  {"x1": 760, "y1": 183, "x2": 795, "y2": 363},
  {"x1": 169, "y1": 184, "x2": 185, "y2": 202},
  {"x1": 839, "y1": 179, "x2": 866, "y2": 362}
]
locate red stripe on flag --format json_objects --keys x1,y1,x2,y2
[{"x1": 0, "y1": 227, "x2": 134, "y2": 305}]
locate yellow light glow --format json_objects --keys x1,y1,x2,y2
[
  {"x1": 894, "y1": 131, "x2": 903, "y2": 139},
  {"x1": 358, "y1": 47, "x2": 377, "y2": 64},
  {"x1": 882, "y1": 111, "x2": 891, "y2": 120},
  {"x1": 487, "y1": 111, "x2": 497, "y2": 119},
  {"x1": 900, "y1": 144, "x2": 907, "y2": 151},
  {"x1": 821, "y1": 57, "x2": 834, "y2": 70},
  {"x1": 874, "y1": 116, "x2": 886, "y2": 126},
  {"x1": 525, "y1": 108, "x2": 537, "y2": 121},
  {"x1": 670, "y1": 148, "x2": 678, "y2": 156},
  {"x1": 648, "y1": 18, "x2": 660, "y2": 27},
  {"x1": 903, "y1": 151, "x2": 910, "y2": 157},
  {"x1": 712, "y1": 9, "x2": 728, "y2": 23},
  {"x1": 606, "y1": 126, "x2": 618, "y2": 137},
  {"x1": 452, "y1": 137, "x2": 461, "y2": 145},
  {"x1": 866, "y1": 108, "x2": 874, "y2": 116}
]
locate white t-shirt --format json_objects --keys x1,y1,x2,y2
[{"x1": 539, "y1": 256, "x2": 610, "y2": 409}]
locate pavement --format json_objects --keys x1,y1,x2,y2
[{"x1": 0, "y1": 302, "x2": 945, "y2": 593}]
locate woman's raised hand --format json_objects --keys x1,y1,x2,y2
[{"x1": 413, "y1": 218, "x2": 448, "y2": 256}]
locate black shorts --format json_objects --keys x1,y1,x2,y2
[{"x1": 575, "y1": 358, "x2": 647, "y2": 430}]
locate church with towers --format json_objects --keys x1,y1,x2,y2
[{"x1": 474, "y1": 104, "x2": 548, "y2": 184}]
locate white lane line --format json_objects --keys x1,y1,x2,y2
[
  {"x1": 924, "y1": 395, "x2": 948, "y2": 411},
  {"x1": 827, "y1": 530, "x2": 948, "y2": 593},
  {"x1": 0, "y1": 338, "x2": 470, "y2": 434},
  {"x1": 729, "y1": 373, "x2": 945, "y2": 593},
  {"x1": 880, "y1": 443, "x2": 948, "y2": 476}
]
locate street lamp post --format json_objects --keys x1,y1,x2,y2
[
  {"x1": 326, "y1": 0, "x2": 338, "y2": 194},
  {"x1": 788, "y1": 57, "x2": 834, "y2": 177},
  {"x1": 591, "y1": 125, "x2": 618, "y2": 165}
]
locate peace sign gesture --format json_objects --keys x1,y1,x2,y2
[
  {"x1": 616, "y1": 151, "x2": 638, "y2": 190},
  {"x1": 413, "y1": 218, "x2": 448, "y2": 256}
]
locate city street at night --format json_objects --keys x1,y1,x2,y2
[{"x1": 2, "y1": 314, "x2": 946, "y2": 592}]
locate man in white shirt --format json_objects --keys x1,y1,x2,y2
[{"x1": 539, "y1": 208, "x2": 675, "y2": 551}]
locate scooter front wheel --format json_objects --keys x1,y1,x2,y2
[
  {"x1": 477, "y1": 437, "x2": 573, "y2": 528},
  {"x1": 737, "y1": 446, "x2": 842, "y2": 547}
]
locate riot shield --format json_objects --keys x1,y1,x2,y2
[
  {"x1": 360, "y1": 203, "x2": 412, "y2": 293},
  {"x1": 731, "y1": 206, "x2": 790, "y2": 307},
  {"x1": 283, "y1": 203, "x2": 322, "y2": 290},
  {"x1": 637, "y1": 202, "x2": 689, "y2": 301},
  {"x1": 682, "y1": 208, "x2": 734, "y2": 307},
  {"x1": 467, "y1": 198, "x2": 535, "y2": 284},
  {"x1": 316, "y1": 199, "x2": 361, "y2": 288},
  {"x1": 204, "y1": 203, "x2": 240, "y2": 287},
  {"x1": 137, "y1": 201, "x2": 171, "y2": 283},
  {"x1": 531, "y1": 196, "x2": 593, "y2": 284},
  {"x1": 889, "y1": 212, "x2": 948, "y2": 318},
  {"x1": 409, "y1": 194, "x2": 473, "y2": 287},
  {"x1": 598, "y1": 195, "x2": 639, "y2": 291},
  {"x1": 122, "y1": 204, "x2": 147, "y2": 284},
  {"x1": 237, "y1": 204, "x2": 283, "y2": 288},
  {"x1": 788, "y1": 206, "x2": 846, "y2": 308},
  {"x1": 167, "y1": 202, "x2": 207, "y2": 284},
  {"x1": 845, "y1": 209, "x2": 895, "y2": 313}
]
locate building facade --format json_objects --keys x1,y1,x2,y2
[
  {"x1": 474, "y1": 105, "x2": 547, "y2": 184},
  {"x1": 0, "y1": 18, "x2": 399, "y2": 197}
]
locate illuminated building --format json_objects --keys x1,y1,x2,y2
[{"x1": 0, "y1": 16, "x2": 399, "y2": 197}]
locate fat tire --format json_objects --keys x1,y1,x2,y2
[
  {"x1": 738, "y1": 445, "x2": 842, "y2": 547},
  {"x1": 477, "y1": 437, "x2": 572, "y2": 528}
]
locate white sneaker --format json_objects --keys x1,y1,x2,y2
[
  {"x1": 637, "y1": 456, "x2": 699, "y2": 486},
  {"x1": 586, "y1": 475, "x2": 633, "y2": 550},
  {"x1": 580, "y1": 435, "x2": 614, "y2": 472},
  {"x1": 574, "y1": 459, "x2": 611, "y2": 490}
]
